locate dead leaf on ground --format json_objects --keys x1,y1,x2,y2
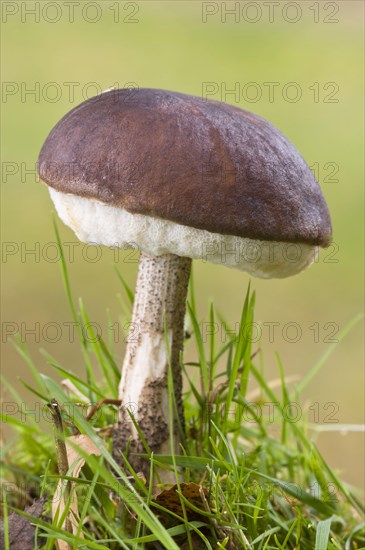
[
  {"x1": 154, "y1": 482, "x2": 208, "y2": 521},
  {"x1": 0, "y1": 497, "x2": 47, "y2": 550},
  {"x1": 180, "y1": 534, "x2": 208, "y2": 549}
]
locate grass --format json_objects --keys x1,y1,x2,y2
[{"x1": 1, "y1": 232, "x2": 364, "y2": 549}]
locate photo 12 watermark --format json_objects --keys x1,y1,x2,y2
[
  {"x1": 1, "y1": 1, "x2": 140, "y2": 24},
  {"x1": 2, "y1": 157, "x2": 340, "y2": 186},
  {"x1": 1, "y1": 238, "x2": 340, "y2": 266},
  {"x1": 201, "y1": 81, "x2": 340, "y2": 104},
  {"x1": 0, "y1": 399, "x2": 341, "y2": 426},
  {"x1": 1, "y1": 81, "x2": 140, "y2": 104},
  {"x1": 1, "y1": 318, "x2": 340, "y2": 345},
  {"x1": 201, "y1": 2, "x2": 340, "y2": 24}
]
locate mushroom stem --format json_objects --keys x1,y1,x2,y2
[{"x1": 113, "y1": 252, "x2": 191, "y2": 480}]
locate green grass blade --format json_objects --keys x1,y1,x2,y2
[
  {"x1": 2, "y1": 491, "x2": 9, "y2": 550},
  {"x1": 40, "y1": 350, "x2": 105, "y2": 399},
  {"x1": 53, "y1": 217, "x2": 80, "y2": 330},
  {"x1": 114, "y1": 266, "x2": 134, "y2": 306},
  {"x1": 187, "y1": 301, "x2": 209, "y2": 392},
  {"x1": 292, "y1": 314, "x2": 363, "y2": 396},
  {"x1": 225, "y1": 284, "x2": 252, "y2": 423},
  {"x1": 315, "y1": 515, "x2": 341, "y2": 550},
  {"x1": 79, "y1": 297, "x2": 115, "y2": 395},
  {"x1": 12, "y1": 338, "x2": 47, "y2": 395}
]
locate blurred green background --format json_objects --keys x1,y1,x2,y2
[{"x1": 1, "y1": 1, "x2": 364, "y2": 490}]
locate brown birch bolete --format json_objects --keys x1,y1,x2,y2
[{"x1": 37, "y1": 88, "x2": 332, "y2": 479}]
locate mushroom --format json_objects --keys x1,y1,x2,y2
[{"x1": 37, "y1": 88, "x2": 332, "y2": 479}]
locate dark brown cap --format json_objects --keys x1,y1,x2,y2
[{"x1": 38, "y1": 88, "x2": 332, "y2": 247}]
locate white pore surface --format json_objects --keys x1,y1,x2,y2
[{"x1": 50, "y1": 188, "x2": 318, "y2": 279}]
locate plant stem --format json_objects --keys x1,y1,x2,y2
[{"x1": 47, "y1": 398, "x2": 73, "y2": 539}]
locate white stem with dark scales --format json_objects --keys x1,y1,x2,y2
[{"x1": 113, "y1": 252, "x2": 191, "y2": 479}]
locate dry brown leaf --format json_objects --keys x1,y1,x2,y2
[
  {"x1": 0, "y1": 497, "x2": 47, "y2": 550},
  {"x1": 52, "y1": 434, "x2": 101, "y2": 550},
  {"x1": 154, "y1": 482, "x2": 208, "y2": 521}
]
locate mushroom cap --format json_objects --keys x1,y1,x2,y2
[{"x1": 38, "y1": 88, "x2": 332, "y2": 278}]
